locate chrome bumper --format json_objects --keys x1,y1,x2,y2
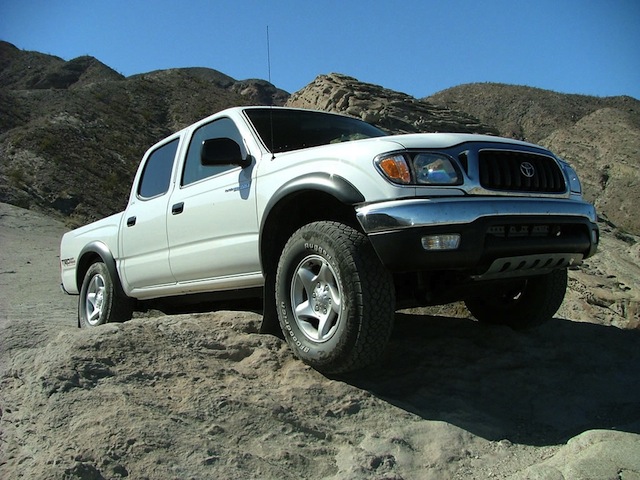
[
  {"x1": 355, "y1": 196, "x2": 599, "y2": 273},
  {"x1": 356, "y1": 197, "x2": 598, "y2": 233}
]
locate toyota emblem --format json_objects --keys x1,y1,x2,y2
[{"x1": 520, "y1": 161, "x2": 535, "y2": 178}]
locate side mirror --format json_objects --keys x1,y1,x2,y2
[{"x1": 201, "y1": 138, "x2": 250, "y2": 168}]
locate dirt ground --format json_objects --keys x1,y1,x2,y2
[{"x1": 1, "y1": 202, "x2": 639, "y2": 479}]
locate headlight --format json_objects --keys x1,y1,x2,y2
[
  {"x1": 414, "y1": 153, "x2": 460, "y2": 185},
  {"x1": 561, "y1": 162, "x2": 582, "y2": 194},
  {"x1": 375, "y1": 152, "x2": 461, "y2": 186}
]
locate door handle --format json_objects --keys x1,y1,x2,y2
[
  {"x1": 172, "y1": 202, "x2": 184, "y2": 215},
  {"x1": 126, "y1": 216, "x2": 136, "y2": 227}
]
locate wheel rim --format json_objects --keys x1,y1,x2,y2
[
  {"x1": 290, "y1": 254, "x2": 342, "y2": 342},
  {"x1": 85, "y1": 273, "x2": 106, "y2": 326}
]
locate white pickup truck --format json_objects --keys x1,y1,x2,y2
[{"x1": 60, "y1": 106, "x2": 599, "y2": 373}]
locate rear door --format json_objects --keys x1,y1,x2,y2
[
  {"x1": 166, "y1": 117, "x2": 260, "y2": 285},
  {"x1": 119, "y1": 137, "x2": 180, "y2": 290}
]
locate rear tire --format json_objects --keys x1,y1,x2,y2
[
  {"x1": 276, "y1": 221, "x2": 395, "y2": 374},
  {"x1": 464, "y1": 269, "x2": 568, "y2": 329},
  {"x1": 79, "y1": 262, "x2": 133, "y2": 328}
]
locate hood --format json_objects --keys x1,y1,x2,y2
[
  {"x1": 271, "y1": 132, "x2": 548, "y2": 163},
  {"x1": 378, "y1": 132, "x2": 545, "y2": 150}
]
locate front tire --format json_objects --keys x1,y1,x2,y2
[
  {"x1": 78, "y1": 262, "x2": 133, "y2": 328},
  {"x1": 276, "y1": 221, "x2": 395, "y2": 374},
  {"x1": 464, "y1": 269, "x2": 568, "y2": 329}
]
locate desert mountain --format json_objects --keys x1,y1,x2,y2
[
  {"x1": 427, "y1": 83, "x2": 638, "y2": 143},
  {"x1": 1, "y1": 41, "x2": 639, "y2": 235},
  {"x1": 0, "y1": 41, "x2": 287, "y2": 224}
]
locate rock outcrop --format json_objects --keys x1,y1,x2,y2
[{"x1": 286, "y1": 73, "x2": 498, "y2": 135}]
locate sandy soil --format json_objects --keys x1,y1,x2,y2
[{"x1": 1, "y1": 202, "x2": 639, "y2": 479}]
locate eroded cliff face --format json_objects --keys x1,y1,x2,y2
[
  {"x1": 542, "y1": 107, "x2": 640, "y2": 236},
  {"x1": 286, "y1": 73, "x2": 498, "y2": 135}
]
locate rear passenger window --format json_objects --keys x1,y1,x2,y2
[{"x1": 138, "y1": 139, "x2": 179, "y2": 198}]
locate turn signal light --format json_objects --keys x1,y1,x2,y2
[{"x1": 376, "y1": 155, "x2": 411, "y2": 184}]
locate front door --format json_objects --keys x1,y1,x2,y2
[{"x1": 166, "y1": 117, "x2": 260, "y2": 285}]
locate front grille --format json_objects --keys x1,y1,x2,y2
[{"x1": 479, "y1": 150, "x2": 566, "y2": 193}]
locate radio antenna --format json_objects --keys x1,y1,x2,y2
[
  {"x1": 267, "y1": 25, "x2": 272, "y2": 85},
  {"x1": 267, "y1": 25, "x2": 275, "y2": 159}
]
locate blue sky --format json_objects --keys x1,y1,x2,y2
[{"x1": 1, "y1": 0, "x2": 638, "y2": 99}]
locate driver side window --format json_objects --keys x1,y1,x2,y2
[{"x1": 182, "y1": 117, "x2": 246, "y2": 186}]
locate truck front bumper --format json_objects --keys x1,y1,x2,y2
[{"x1": 356, "y1": 197, "x2": 599, "y2": 276}]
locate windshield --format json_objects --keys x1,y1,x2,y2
[{"x1": 244, "y1": 108, "x2": 386, "y2": 153}]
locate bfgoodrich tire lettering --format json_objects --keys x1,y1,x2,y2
[
  {"x1": 464, "y1": 268, "x2": 568, "y2": 329},
  {"x1": 276, "y1": 221, "x2": 395, "y2": 374},
  {"x1": 78, "y1": 262, "x2": 133, "y2": 328}
]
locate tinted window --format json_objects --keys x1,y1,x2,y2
[
  {"x1": 245, "y1": 108, "x2": 386, "y2": 153},
  {"x1": 182, "y1": 117, "x2": 246, "y2": 186},
  {"x1": 138, "y1": 139, "x2": 179, "y2": 198}
]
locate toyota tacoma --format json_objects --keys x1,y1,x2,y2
[{"x1": 60, "y1": 106, "x2": 599, "y2": 373}]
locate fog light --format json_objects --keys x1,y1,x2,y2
[{"x1": 421, "y1": 234, "x2": 461, "y2": 251}]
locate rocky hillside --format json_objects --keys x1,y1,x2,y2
[
  {"x1": 427, "y1": 83, "x2": 638, "y2": 143},
  {"x1": 1, "y1": 41, "x2": 639, "y2": 235},
  {"x1": 0, "y1": 41, "x2": 287, "y2": 225},
  {"x1": 428, "y1": 84, "x2": 640, "y2": 235}
]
